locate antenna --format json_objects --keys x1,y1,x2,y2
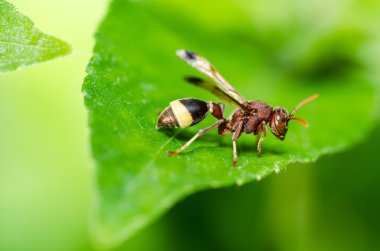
[{"x1": 289, "y1": 94, "x2": 319, "y2": 127}]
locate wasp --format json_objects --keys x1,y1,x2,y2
[{"x1": 157, "y1": 50, "x2": 318, "y2": 165}]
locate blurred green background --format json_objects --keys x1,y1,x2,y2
[
  {"x1": 0, "y1": 1, "x2": 379, "y2": 251},
  {"x1": 0, "y1": 1, "x2": 107, "y2": 250}
]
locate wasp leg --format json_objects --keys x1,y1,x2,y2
[
  {"x1": 232, "y1": 121, "x2": 243, "y2": 166},
  {"x1": 232, "y1": 139, "x2": 238, "y2": 166},
  {"x1": 257, "y1": 121, "x2": 267, "y2": 156},
  {"x1": 168, "y1": 119, "x2": 224, "y2": 156}
]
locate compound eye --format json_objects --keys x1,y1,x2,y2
[
  {"x1": 270, "y1": 113, "x2": 280, "y2": 136},
  {"x1": 273, "y1": 111, "x2": 288, "y2": 138},
  {"x1": 275, "y1": 114, "x2": 282, "y2": 127}
]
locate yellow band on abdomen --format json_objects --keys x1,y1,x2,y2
[{"x1": 170, "y1": 100, "x2": 194, "y2": 128}]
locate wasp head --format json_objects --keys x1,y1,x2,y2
[
  {"x1": 270, "y1": 94, "x2": 319, "y2": 141},
  {"x1": 270, "y1": 107, "x2": 289, "y2": 141}
]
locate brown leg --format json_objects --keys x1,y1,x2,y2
[
  {"x1": 168, "y1": 119, "x2": 224, "y2": 156},
  {"x1": 257, "y1": 121, "x2": 267, "y2": 156},
  {"x1": 232, "y1": 121, "x2": 243, "y2": 166}
]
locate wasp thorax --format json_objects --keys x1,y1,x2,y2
[{"x1": 270, "y1": 107, "x2": 289, "y2": 140}]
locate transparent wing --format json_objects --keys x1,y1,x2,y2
[
  {"x1": 184, "y1": 76, "x2": 243, "y2": 106},
  {"x1": 177, "y1": 50, "x2": 248, "y2": 108}
]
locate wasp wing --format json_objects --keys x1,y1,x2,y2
[
  {"x1": 184, "y1": 76, "x2": 243, "y2": 106},
  {"x1": 177, "y1": 50, "x2": 248, "y2": 109}
]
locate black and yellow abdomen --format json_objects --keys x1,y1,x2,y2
[{"x1": 156, "y1": 98, "x2": 209, "y2": 128}]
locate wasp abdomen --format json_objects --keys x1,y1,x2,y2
[
  {"x1": 157, "y1": 98, "x2": 209, "y2": 129},
  {"x1": 156, "y1": 105, "x2": 179, "y2": 128}
]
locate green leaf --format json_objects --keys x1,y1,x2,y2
[
  {"x1": 0, "y1": 0, "x2": 71, "y2": 73},
  {"x1": 83, "y1": 0, "x2": 378, "y2": 248}
]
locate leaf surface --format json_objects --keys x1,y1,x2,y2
[
  {"x1": 0, "y1": 0, "x2": 71, "y2": 73},
  {"x1": 83, "y1": 0, "x2": 378, "y2": 248}
]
